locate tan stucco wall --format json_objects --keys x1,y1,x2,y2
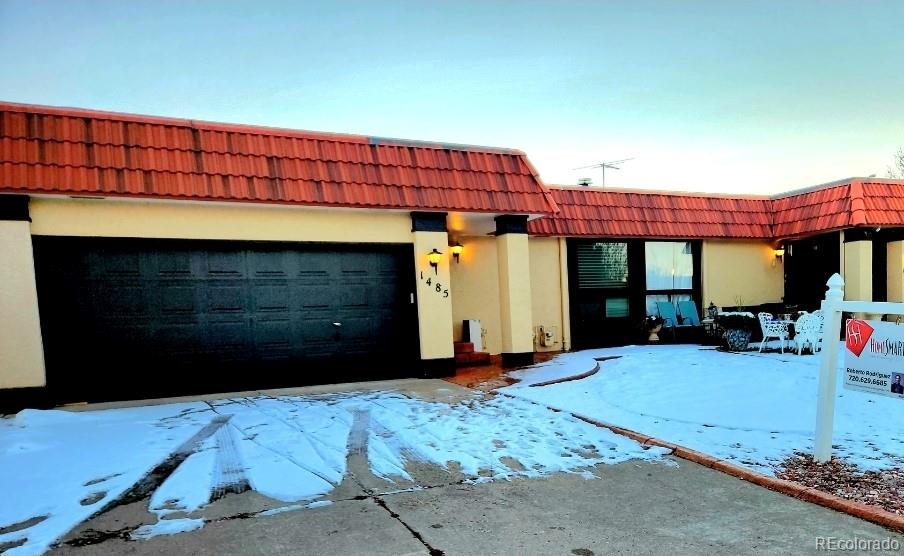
[
  {"x1": 0, "y1": 221, "x2": 46, "y2": 388},
  {"x1": 29, "y1": 198, "x2": 412, "y2": 243},
  {"x1": 497, "y1": 232, "x2": 533, "y2": 354},
  {"x1": 412, "y1": 230, "x2": 455, "y2": 360},
  {"x1": 529, "y1": 237, "x2": 566, "y2": 352},
  {"x1": 888, "y1": 241, "x2": 904, "y2": 302},
  {"x1": 701, "y1": 240, "x2": 784, "y2": 307},
  {"x1": 450, "y1": 236, "x2": 503, "y2": 355},
  {"x1": 842, "y1": 237, "x2": 872, "y2": 301}
]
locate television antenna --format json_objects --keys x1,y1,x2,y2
[{"x1": 573, "y1": 158, "x2": 634, "y2": 187}]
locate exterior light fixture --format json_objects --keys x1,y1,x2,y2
[
  {"x1": 427, "y1": 248, "x2": 443, "y2": 274},
  {"x1": 773, "y1": 245, "x2": 785, "y2": 267},
  {"x1": 451, "y1": 242, "x2": 463, "y2": 263}
]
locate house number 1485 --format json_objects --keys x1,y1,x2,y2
[{"x1": 420, "y1": 271, "x2": 449, "y2": 298}]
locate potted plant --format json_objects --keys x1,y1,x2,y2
[
  {"x1": 644, "y1": 315, "x2": 665, "y2": 343},
  {"x1": 714, "y1": 313, "x2": 757, "y2": 351}
]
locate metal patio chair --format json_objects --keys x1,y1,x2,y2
[{"x1": 758, "y1": 312, "x2": 790, "y2": 353}]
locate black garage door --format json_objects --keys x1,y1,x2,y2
[{"x1": 33, "y1": 237, "x2": 418, "y2": 403}]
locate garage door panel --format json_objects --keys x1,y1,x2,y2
[
  {"x1": 95, "y1": 284, "x2": 149, "y2": 318},
  {"x1": 34, "y1": 237, "x2": 418, "y2": 402},
  {"x1": 156, "y1": 322, "x2": 204, "y2": 349},
  {"x1": 88, "y1": 250, "x2": 142, "y2": 279},
  {"x1": 206, "y1": 284, "x2": 248, "y2": 314},
  {"x1": 206, "y1": 251, "x2": 246, "y2": 277},
  {"x1": 296, "y1": 284, "x2": 334, "y2": 310},
  {"x1": 158, "y1": 284, "x2": 198, "y2": 315},
  {"x1": 340, "y1": 285, "x2": 368, "y2": 307},
  {"x1": 251, "y1": 283, "x2": 291, "y2": 313},
  {"x1": 297, "y1": 317, "x2": 337, "y2": 343},
  {"x1": 153, "y1": 251, "x2": 196, "y2": 278},
  {"x1": 247, "y1": 250, "x2": 292, "y2": 278},
  {"x1": 296, "y1": 251, "x2": 336, "y2": 274}
]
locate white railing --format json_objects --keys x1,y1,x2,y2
[{"x1": 814, "y1": 273, "x2": 904, "y2": 463}]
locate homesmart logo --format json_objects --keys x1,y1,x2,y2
[{"x1": 845, "y1": 319, "x2": 873, "y2": 358}]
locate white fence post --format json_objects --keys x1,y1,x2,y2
[{"x1": 814, "y1": 273, "x2": 845, "y2": 463}]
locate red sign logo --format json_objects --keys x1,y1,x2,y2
[{"x1": 845, "y1": 319, "x2": 874, "y2": 357}]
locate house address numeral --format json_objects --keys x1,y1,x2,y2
[{"x1": 419, "y1": 271, "x2": 449, "y2": 298}]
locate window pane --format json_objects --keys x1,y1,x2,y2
[
  {"x1": 577, "y1": 242, "x2": 628, "y2": 288},
  {"x1": 644, "y1": 242, "x2": 674, "y2": 290},
  {"x1": 645, "y1": 241, "x2": 694, "y2": 290},
  {"x1": 645, "y1": 294, "x2": 670, "y2": 317},
  {"x1": 605, "y1": 297, "x2": 630, "y2": 318},
  {"x1": 674, "y1": 242, "x2": 694, "y2": 290}
]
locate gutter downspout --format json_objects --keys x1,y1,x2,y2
[{"x1": 558, "y1": 237, "x2": 571, "y2": 351}]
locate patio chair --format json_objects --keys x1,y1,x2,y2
[
  {"x1": 810, "y1": 310, "x2": 825, "y2": 353},
  {"x1": 656, "y1": 301, "x2": 683, "y2": 328},
  {"x1": 795, "y1": 312, "x2": 816, "y2": 355},
  {"x1": 657, "y1": 301, "x2": 704, "y2": 343},
  {"x1": 758, "y1": 312, "x2": 790, "y2": 353},
  {"x1": 677, "y1": 300, "x2": 702, "y2": 326}
]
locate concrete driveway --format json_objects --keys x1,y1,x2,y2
[{"x1": 3, "y1": 380, "x2": 900, "y2": 556}]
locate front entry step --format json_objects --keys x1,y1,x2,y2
[{"x1": 454, "y1": 342, "x2": 491, "y2": 366}]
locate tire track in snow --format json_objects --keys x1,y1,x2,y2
[{"x1": 211, "y1": 425, "x2": 249, "y2": 501}]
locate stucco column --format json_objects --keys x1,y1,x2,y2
[
  {"x1": 888, "y1": 240, "x2": 904, "y2": 302},
  {"x1": 411, "y1": 212, "x2": 455, "y2": 376},
  {"x1": 842, "y1": 232, "x2": 872, "y2": 302},
  {"x1": 495, "y1": 216, "x2": 534, "y2": 366},
  {"x1": 0, "y1": 196, "x2": 46, "y2": 389}
]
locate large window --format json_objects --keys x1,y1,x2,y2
[
  {"x1": 645, "y1": 241, "x2": 694, "y2": 316},
  {"x1": 577, "y1": 242, "x2": 628, "y2": 289}
]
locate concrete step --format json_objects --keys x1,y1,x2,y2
[
  {"x1": 453, "y1": 342, "x2": 474, "y2": 354},
  {"x1": 454, "y1": 351, "x2": 491, "y2": 366}
]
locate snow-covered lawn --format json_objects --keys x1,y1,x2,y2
[
  {"x1": 506, "y1": 344, "x2": 904, "y2": 476},
  {"x1": 0, "y1": 389, "x2": 666, "y2": 555}
]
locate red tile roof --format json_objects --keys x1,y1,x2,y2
[
  {"x1": 529, "y1": 187, "x2": 774, "y2": 239},
  {"x1": 531, "y1": 178, "x2": 904, "y2": 240},
  {"x1": 770, "y1": 179, "x2": 904, "y2": 238},
  {"x1": 0, "y1": 102, "x2": 557, "y2": 215}
]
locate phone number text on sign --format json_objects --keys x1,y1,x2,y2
[{"x1": 845, "y1": 368, "x2": 890, "y2": 389}]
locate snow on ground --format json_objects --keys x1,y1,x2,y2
[
  {"x1": 0, "y1": 389, "x2": 666, "y2": 555},
  {"x1": 0, "y1": 403, "x2": 215, "y2": 556},
  {"x1": 506, "y1": 344, "x2": 904, "y2": 475}
]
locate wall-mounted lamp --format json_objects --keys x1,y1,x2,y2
[
  {"x1": 451, "y1": 242, "x2": 463, "y2": 263},
  {"x1": 773, "y1": 245, "x2": 785, "y2": 267},
  {"x1": 427, "y1": 248, "x2": 443, "y2": 274}
]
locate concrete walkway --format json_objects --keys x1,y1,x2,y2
[
  {"x1": 40, "y1": 380, "x2": 901, "y2": 556},
  {"x1": 50, "y1": 456, "x2": 901, "y2": 556}
]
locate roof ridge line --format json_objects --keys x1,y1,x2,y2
[
  {"x1": 548, "y1": 184, "x2": 772, "y2": 200},
  {"x1": 0, "y1": 100, "x2": 531, "y2": 156}
]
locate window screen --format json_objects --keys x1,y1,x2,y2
[{"x1": 577, "y1": 242, "x2": 628, "y2": 289}]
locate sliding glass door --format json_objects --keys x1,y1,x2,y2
[
  {"x1": 568, "y1": 238, "x2": 701, "y2": 349},
  {"x1": 644, "y1": 241, "x2": 696, "y2": 317}
]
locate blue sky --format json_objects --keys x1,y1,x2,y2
[{"x1": 1, "y1": 0, "x2": 902, "y2": 193}]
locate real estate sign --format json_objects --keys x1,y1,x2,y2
[{"x1": 843, "y1": 319, "x2": 904, "y2": 399}]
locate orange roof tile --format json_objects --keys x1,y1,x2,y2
[
  {"x1": 530, "y1": 187, "x2": 774, "y2": 239},
  {"x1": 531, "y1": 178, "x2": 904, "y2": 240},
  {"x1": 0, "y1": 101, "x2": 558, "y2": 215}
]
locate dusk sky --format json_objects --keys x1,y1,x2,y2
[{"x1": 1, "y1": 0, "x2": 902, "y2": 194}]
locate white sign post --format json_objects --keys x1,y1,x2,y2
[
  {"x1": 814, "y1": 274, "x2": 845, "y2": 464},
  {"x1": 813, "y1": 273, "x2": 904, "y2": 463}
]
